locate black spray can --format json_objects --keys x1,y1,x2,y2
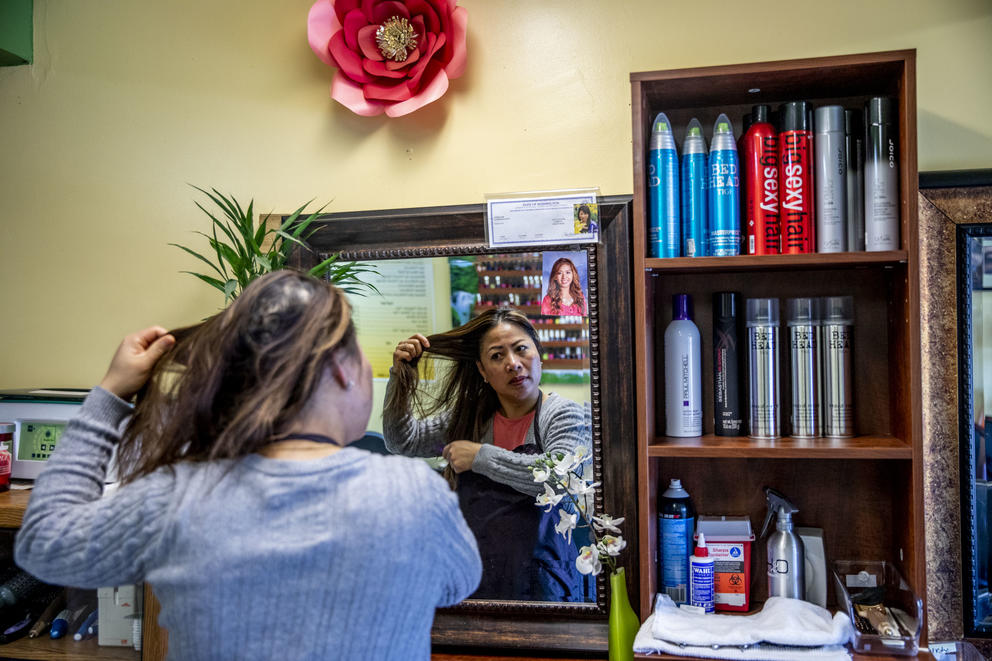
[{"x1": 713, "y1": 292, "x2": 743, "y2": 436}]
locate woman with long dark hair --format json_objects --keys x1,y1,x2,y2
[
  {"x1": 384, "y1": 307, "x2": 590, "y2": 601},
  {"x1": 15, "y1": 270, "x2": 480, "y2": 660},
  {"x1": 540, "y1": 256, "x2": 588, "y2": 316}
]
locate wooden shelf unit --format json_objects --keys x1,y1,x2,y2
[
  {"x1": 630, "y1": 49, "x2": 924, "y2": 650},
  {"x1": 0, "y1": 489, "x2": 160, "y2": 660}
]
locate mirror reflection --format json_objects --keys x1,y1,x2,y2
[
  {"x1": 351, "y1": 251, "x2": 595, "y2": 603},
  {"x1": 966, "y1": 234, "x2": 992, "y2": 630}
]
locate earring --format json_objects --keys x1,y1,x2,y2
[{"x1": 346, "y1": 380, "x2": 355, "y2": 390}]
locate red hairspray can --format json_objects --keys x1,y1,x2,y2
[
  {"x1": 744, "y1": 105, "x2": 780, "y2": 254},
  {"x1": 778, "y1": 102, "x2": 815, "y2": 253}
]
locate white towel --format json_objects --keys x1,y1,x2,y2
[
  {"x1": 633, "y1": 617, "x2": 851, "y2": 661},
  {"x1": 632, "y1": 595, "x2": 853, "y2": 661}
]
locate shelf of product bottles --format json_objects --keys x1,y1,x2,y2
[
  {"x1": 647, "y1": 433, "x2": 912, "y2": 459},
  {"x1": 643, "y1": 250, "x2": 908, "y2": 273},
  {"x1": 0, "y1": 637, "x2": 138, "y2": 661},
  {"x1": 477, "y1": 286, "x2": 540, "y2": 296},
  {"x1": 476, "y1": 270, "x2": 542, "y2": 278}
]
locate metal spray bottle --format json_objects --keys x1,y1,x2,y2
[{"x1": 648, "y1": 113, "x2": 681, "y2": 258}]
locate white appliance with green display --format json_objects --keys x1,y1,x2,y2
[{"x1": 0, "y1": 389, "x2": 93, "y2": 480}]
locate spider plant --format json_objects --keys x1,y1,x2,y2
[{"x1": 171, "y1": 186, "x2": 378, "y2": 304}]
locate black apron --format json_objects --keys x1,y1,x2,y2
[{"x1": 456, "y1": 394, "x2": 583, "y2": 601}]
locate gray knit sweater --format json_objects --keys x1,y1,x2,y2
[
  {"x1": 382, "y1": 377, "x2": 591, "y2": 496},
  {"x1": 14, "y1": 387, "x2": 481, "y2": 661}
]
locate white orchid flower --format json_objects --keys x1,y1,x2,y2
[
  {"x1": 532, "y1": 465, "x2": 550, "y2": 483},
  {"x1": 575, "y1": 545, "x2": 602, "y2": 575},
  {"x1": 600, "y1": 534, "x2": 627, "y2": 556},
  {"x1": 566, "y1": 474, "x2": 600, "y2": 497},
  {"x1": 552, "y1": 452, "x2": 575, "y2": 477},
  {"x1": 534, "y1": 483, "x2": 564, "y2": 512},
  {"x1": 571, "y1": 445, "x2": 592, "y2": 468},
  {"x1": 592, "y1": 514, "x2": 625, "y2": 534},
  {"x1": 555, "y1": 508, "x2": 578, "y2": 544}
]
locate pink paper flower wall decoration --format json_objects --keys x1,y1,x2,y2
[{"x1": 308, "y1": 0, "x2": 468, "y2": 118}]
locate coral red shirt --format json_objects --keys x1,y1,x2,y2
[{"x1": 492, "y1": 410, "x2": 536, "y2": 451}]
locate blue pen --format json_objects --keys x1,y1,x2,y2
[
  {"x1": 681, "y1": 118, "x2": 708, "y2": 257},
  {"x1": 73, "y1": 608, "x2": 98, "y2": 641},
  {"x1": 49, "y1": 608, "x2": 72, "y2": 639},
  {"x1": 708, "y1": 113, "x2": 741, "y2": 256},
  {"x1": 647, "y1": 112, "x2": 681, "y2": 258}
]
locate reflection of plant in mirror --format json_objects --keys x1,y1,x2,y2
[
  {"x1": 532, "y1": 448, "x2": 626, "y2": 576},
  {"x1": 171, "y1": 186, "x2": 378, "y2": 304}
]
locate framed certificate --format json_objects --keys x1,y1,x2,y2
[{"x1": 485, "y1": 189, "x2": 600, "y2": 248}]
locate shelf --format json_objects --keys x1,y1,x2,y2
[
  {"x1": 542, "y1": 341, "x2": 586, "y2": 348},
  {"x1": 0, "y1": 636, "x2": 138, "y2": 660},
  {"x1": 635, "y1": 651, "x2": 933, "y2": 661},
  {"x1": 543, "y1": 359, "x2": 589, "y2": 369},
  {"x1": 644, "y1": 250, "x2": 908, "y2": 274},
  {"x1": 532, "y1": 322, "x2": 587, "y2": 329},
  {"x1": 0, "y1": 488, "x2": 31, "y2": 528},
  {"x1": 648, "y1": 434, "x2": 912, "y2": 459},
  {"x1": 476, "y1": 269, "x2": 541, "y2": 277},
  {"x1": 478, "y1": 287, "x2": 540, "y2": 294}
]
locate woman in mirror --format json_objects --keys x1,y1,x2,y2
[
  {"x1": 541, "y1": 257, "x2": 588, "y2": 316},
  {"x1": 15, "y1": 270, "x2": 481, "y2": 660},
  {"x1": 384, "y1": 307, "x2": 592, "y2": 602}
]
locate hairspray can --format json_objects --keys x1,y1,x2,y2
[
  {"x1": 746, "y1": 298, "x2": 780, "y2": 439},
  {"x1": 786, "y1": 298, "x2": 820, "y2": 438},
  {"x1": 814, "y1": 106, "x2": 848, "y2": 253},
  {"x1": 681, "y1": 118, "x2": 708, "y2": 257},
  {"x1": 864, "y1": 97, "x2": 900, "y2": 251},
  {"x1": 821, "y1": 296, "x2": 854, "y2": 437},
  {"x1": 743, "y1": 105, "x2": 780, "y2": 255},
  {"x1": 665, "y1": 294, "x2": 702, "y2": 436},
  {"x1": 648, "y1": 113, "x2": 681, "y2": 258},
  {"x1": 659, "y1": 478, "x2": 696, "y2": 605},
  {"x1": 713, "y1": 292, "x2": 743, "y2": 436},
  {"x1": 845, "y1": 109, "x2": 865, "y2": 251},
  {"x1": 708, "y1": 114, "x2": 741, "y2": 256},
  {"x1": 778, "y1": 102, "x2": 815, "y2": 254}
]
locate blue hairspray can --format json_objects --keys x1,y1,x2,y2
[
  {"x1": 708, "y1": 114, "x2": 741, "y2": 256},
  {"x1": 648, "y1": 113, "x2": 681, "y2": 258},
  {"x1": 681, "y1": 118, "x2": 708, "y2": 257}
]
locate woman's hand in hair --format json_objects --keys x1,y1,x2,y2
[
  {"x1": 442, "y1": 441, "x2": 481, "y2": 473},
  {"x1": 392, "y1": 334, "x2": 430, "y2": 370},
  {"x1": 99, "y1": 327, "x2": 176, "y2": 401}
]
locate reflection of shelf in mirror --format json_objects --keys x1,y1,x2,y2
[
  {"x1": 542, "y1": 341, "x2": 586, "y2": 348},
  {"x1": 474, "y1": 305, "x2": 542, "y2": 314},
  {"x1": 476, "y1": 270, "x2": 542, "y2": 277},
  {"x1": 644, "y1": 250, "x2": 908, "y2": 274},
  {"x1": 648, "y1": 434, "x2": 912, "y2": 459},
  {"x1": 543, "y1": 359, "x2": 590, "y2": 369},
  {"x1": 478, "y1": 287, "x2": 541, "y2": 294},
  {"x1": 532, "y1": 322, "x2": 587, "y2": 330}
]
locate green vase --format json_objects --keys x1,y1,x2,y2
[{"x1": 608, "y1": 567, "x2": 640, "y2": 661}]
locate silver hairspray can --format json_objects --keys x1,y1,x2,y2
[
  {"x1": 821, "y1": 296, "x2": 854, "y2": 437},
  {"x1": 864, "y1": 97, "x2": 900, "y2": 251},
  {"x1": 845, "y1": 110, "x2": 865, "y2": 251},
  {"x1": 787, "y1": 298, "x2": 820, "y2": 438},
  {"x1": 746, "y1": 298, "x2": 780, "y2": 439},
  {"x1": 814, "y1": 106, "x2": 847, "y2": 253}
]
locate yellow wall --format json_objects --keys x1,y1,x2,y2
[{"x1": 0, "y1": 0, "x2": 990, "y2": 388}]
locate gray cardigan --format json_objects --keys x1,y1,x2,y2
[
  {"x1": 15, "y1": 387, "x2": 481, "y2": 661},
  {"x1": 382, "y1": 375, "x2": 591, "y2": 496}
]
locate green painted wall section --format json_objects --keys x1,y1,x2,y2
[{"x1": 0, "y1": 0, "x2": 32, "y2": 66}]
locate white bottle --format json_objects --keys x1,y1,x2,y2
[
  {"x1": 689, "y1": 532, "x2": 715, "y2": 613},
  {"x1": 665, "y1": 294, "x2": 702, "y2": 436}
]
